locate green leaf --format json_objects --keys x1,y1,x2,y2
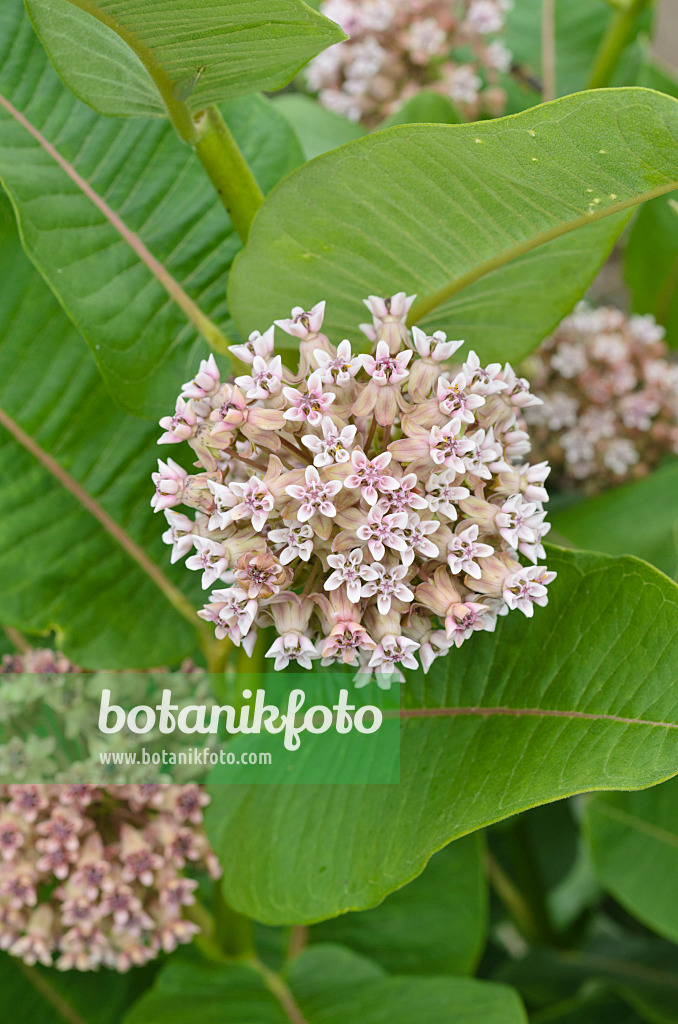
[
  {"x1": 0, "y1": 192, "x2": 204, "y2": 668},
  {"x1": 551, "y1": 462, "x2": 678, "y2": 580},
  {"x1": 125, "y1": 945, "x2": 527, "y2": 1024},
  {"x1": 531, "y1": 996, "x2": 645, "y2": 1024},
  {"x1": 586, "y1": 777, "x2": 678, "y2": 945},
  {"x1": 310, "y1": 835, "x2": 487, "y2": 976},
  {"x1": 228, "y1": 88, "x2": 678, "y2": 365},
  {"x1": 499, "y1": 934, "x2": 678, "y2": 1024},
  {"x1": 0, "y1": 951, "x2": 157, "y2": 1024},
  {"x1": 504, "y1": 0, "x2": 653, "y2": 102},
  {"x1": 25, "y1": 0, "x2": 346, "y2": 120},
  {"x1": 624, "y1": 62, "x2": 678, "y2": 348},
  {"x1": 0, "y1": 3, "x2": 302, "y2": 416},
  {"x1": 207, "y1": 547, "x2": 678, "y2": 925},
  {"x1": 379, "y1": 90, "x2": 462, "y2": 129},
  {"x1": 274, "y1": 94, "x2": 365, "y2": 161},
  {"x1": 625, "y1": 194, "x2": 678, "y2": 349}
]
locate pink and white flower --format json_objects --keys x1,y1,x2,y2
[
  {"x1": 360, "y1": 563, "x2": 414, "y2": 614},
  {"x1": 503, "y1": 566, "x2": 557, "y2": 617},
  {"x1": 447, "y1": 524, "x2": 494, "y2": 579},
  {"x1": 344, "y1": 449, "x2": 400, "y2": 505},
  {"x1": 283, "y1": 372, "x2": 335, "y2": 426},
  {"x1": 356, "y1": 508, "x2": 409, "y2": 561},
  {"x1": 185, "y1": 537, "x2": 229, "y2": 589},
  {"x1": 313, "y1": 340, "x2": 362, "y2": 386},
  {"x1": 301, "y1": 416, "x2": 357, "y2": 467},
  {"x1": 234, "y1": 355, "x2": 284, "y2": 400},
  {"x1": 151, "y1": 459, "x2": 188, "y2": 512},
  {"x1": 208, "y1": 476, "x2": 275, "y2": 532},
  {"x1": 325, "y1": 549, "x2": 369, "y2": 603},
  {"x1": 268, "y1": 521, "x2": 314, "y2": 563},
  {"x1": 285, "y1": 465, "x2": 343, "y2": 522}
]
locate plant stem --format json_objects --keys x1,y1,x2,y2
[
  {"x1": 214, "y1": 888, "x2": 257, "y2": 959},
  {"x1": 542, "y1": 0, "x2": 557, "y2": 102},
  {"x1": 487, "y1": 818, "x2": 558, "y2": 946},
  {"x1": 287, "y1": 925, "x2": 309, "y2": 962},
  {"x1": 364, "y1": 416, "x2": 378, "y2": 454},
  {"x1": 254, "y1": 960, "x2": 310, "y2": 1024},
  {"x1": 194, "y1": 106, "x2": 264, "y2": 243},
  {"x1": 2, "y1": 625, "x2": 31, "y2": 653},
  {"x1": 588, "y1": 0, "x2": 654, "y2": 89}
]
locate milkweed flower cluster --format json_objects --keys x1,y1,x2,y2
[
  {"x1": 153, "y1": 294, "x2": 556, "y2": 685},
  {"x1": 0, "y1": 784, "x2": 219, "y2": 971},
  {"x1": 306, "y1": 0, "x2": 512, "y2": 126},
  {"x1": 524, "y1": 304, "x2": 678, "y2": 493}
]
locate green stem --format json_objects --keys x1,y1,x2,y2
[
  {"x1": 193, "y1": 106, "x2": 264, "y2": 243},
  {"x1": 488, "y1": 817, "x2": 559, "y2": 946},
  {"x1": 486, "y1": 852, "x2": 541, "y2": 942},
  {"x1": 588, "y1": 0, "x2": 654, "y2": 89},
  {"x1": 214, "y1": 887, "x2": 256, "y2": 959},
  {"x1": 541, "y1": 0, "x2": 557, "y2": 102},
  {"x1": 253, "y1": 960, "x2": 310, "y2": 1024}
]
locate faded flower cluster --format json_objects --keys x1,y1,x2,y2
[
  {"x1": 153, "y1": 293, "x2": 556, "y2": 684},
  {"x1": 525, "y1": 304, "x2": 678, "y2": 492},
  {"x1": 0, "y1": 783, "x2": 219, "y2": 971},
  {"x1": 306, "y1": 0, "x2": 512, "y2": 125}
]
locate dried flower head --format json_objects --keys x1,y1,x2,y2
[
  {"x1": 0, "y1": 784, "x2": 219, "y2": 972},
  {"x1": 306, "y1": 0, "x2": 512, "y2": 126},
  {"x1": 154, "y1": 292, "x2": 556, "y2": 685},
  {"x1": 524, "y1": 304, "x2": 678, "y2": 493}
]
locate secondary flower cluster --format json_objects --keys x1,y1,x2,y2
[
  {"x1": 0, "y1": 659, "x2": 214, "y2": 785},
  {"x1": 525, "y1": 304, "x2": 678, "y2": 492},
  {"x1": 306, "y1": 0, "x2": 512, "y2": 125},
  {"x1": 0, "y1": 784, "x2": 219, "y2": 972},
  {"x1": 153, "y1": 294, "x2": 556, "y2": 684}
]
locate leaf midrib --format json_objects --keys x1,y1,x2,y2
[
  {"x1": 396, "y1": 707, "x2": 678, "y2": 729},
  {"x1": 409, "y1": 183, "x2": 676, "y2": 324},
  {"x1": 0, "y1": 87, "x2": 230, "y2": 354},
  {"x1": 0, "y1": 402, "x2": 203, "y2": 641},
  {"x1": 593, "y1": 801, "x2": 678, "y2": 849}
]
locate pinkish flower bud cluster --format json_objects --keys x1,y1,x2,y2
[
  {"x1": 306, "y1": 0, "x2": 512, "y2": 126},
  {"x1": 1, "y1": 649, "x2": 79, "y2": 673},
  {"x1": 0, "y1": 784, "x2": 219, "y2": 972},
  {"x1": 524, "y1": 304, "x2": 678, "y2": 493},
  {"x1": 154, "y1": 294, "x2": 556, "y2": 684}
]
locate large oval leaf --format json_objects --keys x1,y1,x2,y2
[
  {"x1": 26, "y1": 0, "x2": 345, "y2": 119},
  {"x1": 124, "y1": 945, "x2": 527, "y2": 1024},
  {"x1": 228, "y1": 88, "x2": 678, "y2": 364},
  {"x1": 586, "y1": 777, "x2": 678, "y2": 945},
  {"x1": 0, "y1": 193, "x2": 204, "y2": 668},
  {"x1": 207, "y1": 547, "x2": 678, "y2": 924},
  {"x1": 0, "y1": 3, "x2": 302, "y2": 416},
  {"x1": 310, "y1": 836, "x2": 487, "y2": 976},
  {"x1": 551, "y1": 462, "x2": 678, "y2": 580}
]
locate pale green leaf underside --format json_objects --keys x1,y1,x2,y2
[
  {"x1": 207, "y1": 547, "x2": 678, "y2": 925},
  {"x1": 26, "y1": 0, "x2": 346, "y2": 118},
  {"x1": 0, "y1": 4, "x2": 302, "y2": 416},
  {"x1": 124, "y1": 946, "x2": 527, "y2": 1024},
  {"x1": 26, "y1": 0, "x2": 163, "y2": 118},
  {"x1": 0, "y1": 194, "x2": 202, "y2": 669},
  {"x1": 587, "y1": 778, "x2": 678, "y2": 945},
  {"x1": 229, "y1": 88, "x2": 678, "y2": 365}
]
